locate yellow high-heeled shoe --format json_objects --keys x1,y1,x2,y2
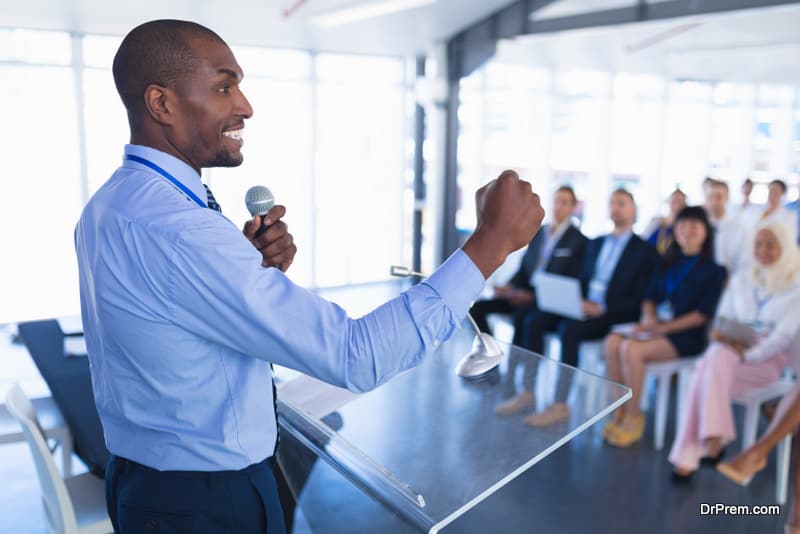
[
  {"x1": 602, "y1": 420, "x2": 620, "y2": 441},
  {"x1": 607, "y1": 413, "x2": 645, "y2": 447},
  {"x1": 602, "y1": 412, "x2": 625, "y2": 441}
]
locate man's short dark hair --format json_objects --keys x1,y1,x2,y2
[
  {"x1": 113, "y1": 20, "x2": 226, "y2": 119},
  {"x1": 743, "y1": 177, "x2": 753, "y2": 186},
  {"x1": 556, "y1": 185, "x2": 577, "y2": 204},
  {"x1": 611, "y1": 188, "x2": 634, "y2": 203},
  {"x1": 769, "y1": 179, "x2": 787, "y2": 193}
]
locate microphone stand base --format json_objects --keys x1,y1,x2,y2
[{"x1": 454, "y1": 333, "x2": 504, "y2": 380}]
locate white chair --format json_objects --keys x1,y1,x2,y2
[
  {"x1": 1, "y1": 395, "x2": 73, "y2": 476},
  {"x1": 6, "y1": 383, "x2": 112, "y2": 534},
  {"x1": 774, "y1": 433, "x2": 793, "y2": 506},
  {"x1": 645, "y1": 357, "x2": 701, "y2": 451},
  {"x1": 732, "y1": 376, "x2": 795, "y2": 505},
  {"x1": 675, "y1": 361, "x2": 796, "y2": 504}
]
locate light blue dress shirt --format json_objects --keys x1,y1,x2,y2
[
  {"x1": 74, "y1": 144, "x2": 485, "y2": 472},
  {"x1": 587, "y1": 230, "x2": 633, "y2": 306}
]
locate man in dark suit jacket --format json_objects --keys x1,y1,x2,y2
[
  {"x1": 501, "y1": 189, "x2": 657, "y2": 424},
  {"x1": 470, "y1": 186, "x2": 587, "y2": 347}
]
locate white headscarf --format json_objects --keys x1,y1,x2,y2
[{"x1": 748, "y1": 220, "x2": 800, "y2": 294}]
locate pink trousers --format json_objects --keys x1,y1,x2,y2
[{"x1": 668, "y1": 341, "x2": 786, "y2": 471}]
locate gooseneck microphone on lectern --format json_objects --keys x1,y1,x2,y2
[
  {"x1": 390, "y1": 265, "x2": 504, "y2": 380},
  {"x1": 244, "y1": 185, "x2": 275, "y2": 238}
]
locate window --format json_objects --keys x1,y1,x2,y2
[
  {"x1": 315, "y1": 54, "x2": 408, "y2": 286},
  {"x1": 0, "y1": 63, "x2": 82, "y2": 322},
  {"x1": 207, "y1": 77, "x2": 315, "y2": 287}
]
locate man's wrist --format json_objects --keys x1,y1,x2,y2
[{"x1": 462, "y1": 230, "x2": 509, "y2": 279}]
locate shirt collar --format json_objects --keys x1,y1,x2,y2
[
  {"x1": 549, "y1": 218, "x2": 571, "y2": 238},
  {"x1": 607, "y1": 229, "x2": 633, "y2": 245},
  {"x1": 122, "y1": 144, "x2": 207, "y2": 208}
]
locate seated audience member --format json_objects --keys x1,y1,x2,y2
[
  {"x1": 758, "y1": 179, "x2": 798, "y2": 241},
  {"x1": 717, "y1": 384, "x2": 800, "y2": 533},
  {"x1": 735, "y1": 178, "x2": 759, "y2": 218},
  {"x1": 499, "y1": 189, "x2": 657, "y2": 425},
  {"x1": 471, "y1": 186, "x2": 587, "y2": 343},
  {"x1": 668, "y1": 221, "x2": 800, "y2": 479},
  {"x1": 481, "y1": 186, "x2": 586, "y2": 416},
  {"x1": 704, "y1": 179, "x2": 744, "y2": 276},
  {"x1": 603, "y1": 207, "x2": 726, "y2": 447},
  {"x1": 645, "y1": 189, "x2": 687, "y2": 256}
]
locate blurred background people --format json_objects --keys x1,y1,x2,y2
[
  {"x1": 758, "y1": 180, "x2": 796, "y2": 237},
  {"x1": 486, "y1": 186, "x2": 587, "y2": 415},
  {"x1": 668, "y1": 221, "x2": 800, "y2": 479},
  {"x1": 504, "y1": 189, "x2": 657, "y2": 426},
  {"x1": 645, "y1": 189, "x2": 687, "y2": 256},
  {"x1": 703, "y1": 179, "x2": 743, "y2": 276}
]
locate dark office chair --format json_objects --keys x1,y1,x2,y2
[{"x1": 17, "y1": 319, "x2": 109, "y2": 478}]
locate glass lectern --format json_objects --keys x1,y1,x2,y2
[{"x1": 275, "y1": 328, "x2": 631, "y2": 533}]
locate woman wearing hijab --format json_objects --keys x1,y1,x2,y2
[
  {"x1": 669, "y1": 220, "x2": 800, "y2": 479},
  {"x1": 603, "y1": 206, "x2": 726, "y2": 447}
]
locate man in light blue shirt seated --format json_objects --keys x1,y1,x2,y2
[{"x1": 74, "y1": 19, "x2": 545, "y2": 534}]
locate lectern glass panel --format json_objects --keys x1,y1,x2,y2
[{"x1": 276, "y1": 328, "x2": 630, "y2": 533}]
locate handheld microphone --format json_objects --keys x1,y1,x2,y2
[
  {"x1": 390, "y1": 265, "x2": 503, "y2": 379},
  {"x1": 245, "y1": 185, "x2": 275, "y2": 238}
]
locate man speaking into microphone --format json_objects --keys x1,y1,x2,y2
[{"x1": 74, "y1": 19, "x2": 544, "y2": 533}]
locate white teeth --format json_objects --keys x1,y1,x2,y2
[{"x1": 223, "y1": 129, "x2": 243, "y2": 140}]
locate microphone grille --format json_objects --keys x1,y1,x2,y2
[{"x1": 245, "y1": 185, "x2": 275, "y2": 216}]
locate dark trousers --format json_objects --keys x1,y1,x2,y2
[
  {"x1": 470, "y1": 299, "x2": 536, "y2": 346},
  {"x1": 106, "y1": 455, "x2": 287, "y2": 533},
  {"x1": 518, "y1": 311, "x2": 614, "y2": 400}
]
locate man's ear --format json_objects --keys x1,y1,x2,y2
[{"x1": 142, "y1": 84, "x2": 175, "y2": 125}]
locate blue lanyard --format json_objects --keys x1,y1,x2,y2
[
  {"x1": 753, "y1": 288, "x2": 772, "y2": 317},
  {"x1": 125, "y1": 154, "x2": 206, "y2": 208},
  {"x1": 664, "y1": 256, "x2": 699, "y2": 298}
]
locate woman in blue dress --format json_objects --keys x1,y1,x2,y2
[{"x1": 603, "y1": 206, "x2": 727, "y2": 447}]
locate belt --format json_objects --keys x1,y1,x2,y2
[{"x1": 113, "y1": 455, "x2": 275, "y2": 481}]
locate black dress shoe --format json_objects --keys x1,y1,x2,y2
[{"x1": 700, "y1": 447, "x2": 727, "y2": 467}]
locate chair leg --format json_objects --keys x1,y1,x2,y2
[
  {"x1": 61, "y1": 434, "x2": 73, "y2": 477},
  {"x1": 654, "y1": 373, "x2": 670, "y2": 451},
  {"x1": 776, "y1": 434, "x2": 792, "y2": 505},
  {"x1": 742, "y1": 404, "x2": 759, "y2": 450},
  {"x1": 676, "y1": 367, "x2": 693, "y2": 429},
  {"x1": 640, "y1": 374, "x2": 653, "y2": 412},
  {"x1": 580, "y1": 344, "x2": 598, "y2": 415}
]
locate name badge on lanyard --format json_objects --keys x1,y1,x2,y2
[
  {"x1": 656, "y1": 301, "x2": 674, "y2": 321},
  {"x1": 750, "y1": 288, "x2": 774, "y2": 338},
  {"x1": 588, "y1": 280, "x2": 607, "y2": 304}
]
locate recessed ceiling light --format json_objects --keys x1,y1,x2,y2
[{"x1": 309, "y1": 0, "x2": 437, "y2": 28}]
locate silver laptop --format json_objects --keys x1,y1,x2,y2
[{"x1": 532, "y1": 272, "x2": 585, "y2": 320}]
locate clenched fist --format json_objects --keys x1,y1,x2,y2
[{"x1": 463, "y1": 170, "x2": 545, "y2": 279}]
